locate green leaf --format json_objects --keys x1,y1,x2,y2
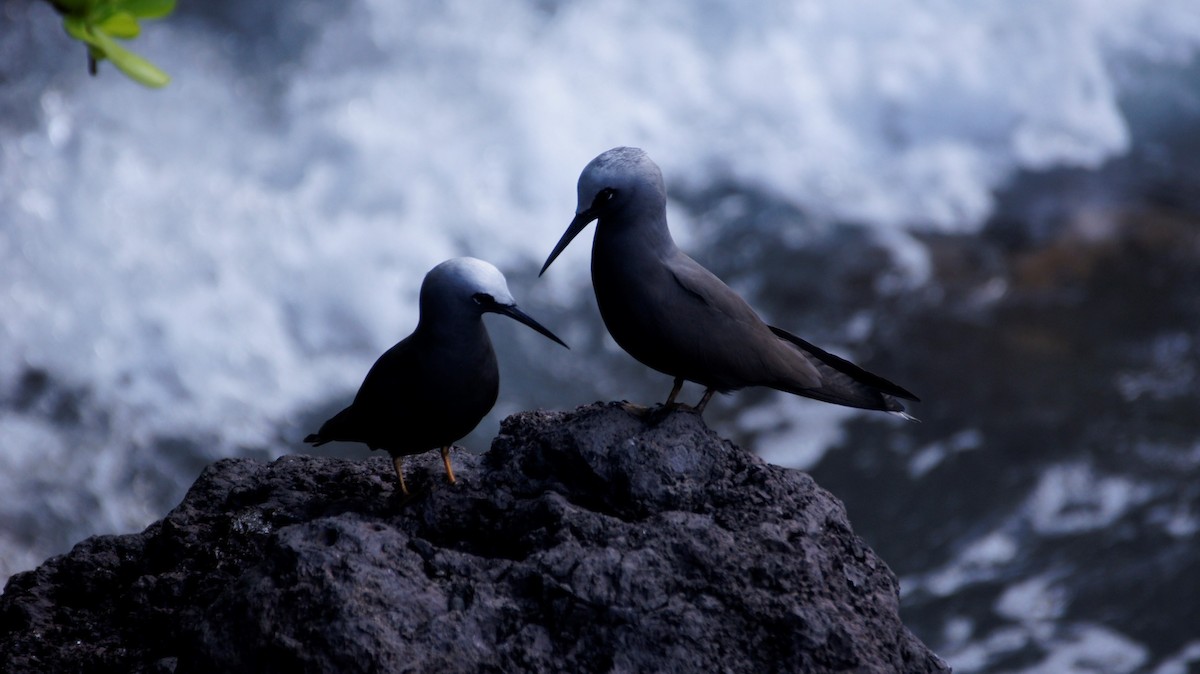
[
  {"x1": 61, "y1": 2, "x2": 173, "y2": 88},
  {"x1": 63, "y1": 16, "x2": 103, "y2": 47},
  {"x1": 85, "y1": 3, "x2": 122, "y2": 26},
  {"x1": 89, "y1": 27, "x2": 170, "y2": 87},
  {"x1": 99, "y1": 12, "x2": 141, "y2": 39},
  {"x1": 119, "y1": 0, "x2": 175, "y2": 20}
]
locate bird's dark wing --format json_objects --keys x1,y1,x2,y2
[
  {"x1": 769, "y1": 325, "x2": 920, "y2": 403},
  {"x1": 662, "y1": 252, "x2": 822, "y2": 390},
  {"x1": 305, "y1": 337, "x2": 424, "y2": 448},
  {"x1": 351, "y1": 337, "x2": 421, "y2": 408},
  {"x1": 665, "y1": 252, "x2": 918, "y2": 410},
  {"x1": 666, "y1": 252, "x2": 768, "y2": 329}
]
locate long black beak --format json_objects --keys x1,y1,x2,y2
[
  {"x1": 493, "y1": 304, "x2": 569, "y2": 348},
  {"x1": 539, "y1": 210, "x2": 596, "y2": 277}
]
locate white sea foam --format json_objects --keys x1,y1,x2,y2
[
  {"x1": 740, "y1": 395, "x2": 857, "y2": 470},
  {"x1": 902, "y1": 529, "x2": 1019, "y2": 598},
  {"x1": 1018, "y1": 624, "x2": 1149, "y2": 674},
  {"x1": 947, "y1": 622, "x2": 1149, "y2": 674},
  {"x1": 1154, "y1": 641, "x2": 1200, "y2": 674},
  {"x1": 902, "y1": 462, "x2": 1154, "y2": 598},
  {"x1": 908, "y1": 427, "x2": 984, "y2": 478},
  {"x1": 939, "y1": 568, "x2": 1150, "y2": 672},
  {"x1": 995, "y1": 574, "x2": 1067, "y2": 625},
  {"x1": 2, "y1": 0, "x2": 1199, "y2": 580},
  {"x1": 1025, "y1": 463, "x2": 1154, "y2": 535},
  {"x1": 907, "y1": 468, "x2": 1166, "y2": 673}
]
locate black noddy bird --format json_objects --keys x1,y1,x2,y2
[
  {"x1": 305, "y1": 257, "x2": 567, "y2": 495},
  {"x1": 539, "y1": 147, "x2": 918, "y2": 418}
]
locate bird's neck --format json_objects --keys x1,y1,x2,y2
[
  {"x1": 594, "y1": 210, "x2": 678, "y2": 261},
  {"x1": 413, "y1": 307, "x2": 489, "y2": 348}
]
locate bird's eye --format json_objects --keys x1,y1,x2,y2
[
  {"x1": 592, "y1": 188, "x2": 617, "y2": 209},
  {"x1": 472, "y1": 293, "x2": 492, "y2": 305}
]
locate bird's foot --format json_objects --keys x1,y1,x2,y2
[
  {"x1": 618, "y1": 400, "x2": 702, "y2": 425},
  {"x1": 618, "y1": 400, "x2": 653, "y2": 417},
  {"x1": 645, "y1": 402, "x2": 684, "y2": 425},
  {"x1": 641, "y1": 401, "x2": 705, "y2": 425}
]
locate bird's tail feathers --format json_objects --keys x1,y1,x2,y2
[
  {"x1": 305, "y1": 406, "x2": 356, "y2": 446},
  {"x1": 303, "y1": 433, "x2": 330, "y2": 446},
  {"x1": 769, "y1": 326, "x2": 920, "y2": 401},
  {"x1": 769, "y1": 325, "x2": 921, "y2": 413}
]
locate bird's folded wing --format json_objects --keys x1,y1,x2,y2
[
  {"x1": 666, "y1": 252, "x2": 765, "y2": 328},
  {"x1": 768, "y1": 326, "x2": 920, "y2": 402},
  {"x1": 665, "y1": 253, "x2": 823, "y2": 389}
]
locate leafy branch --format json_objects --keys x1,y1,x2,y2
[{"x1": 49, "y1": 0, "x2": 176, "y2": 88}]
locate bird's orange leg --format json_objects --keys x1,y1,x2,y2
[
  {"x1": 392, "y1": 455, "x2": 410, "y2": 496},
  {"x1": 440, "y1": 446, "x2": 457, "y2": 484},
  {"x1": 624, "y1": 377, "x2": 690, "y2": 421},
  {"x1": 663, "y1": 377, "x2": 685, "y2": 407},
  {"x1": 694, "y1": 388, "x2": 716, "y2": 414}
]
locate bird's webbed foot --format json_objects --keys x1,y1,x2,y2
[
  {"x1": 618, "y1": 400, "x2": 654, "y2": 417},
  {"x1": 619, "y1": 379, "x2": 715, "y2": 425},
  {"x1": 620, "y1": 400, "x2": 698, "y2": 426}
]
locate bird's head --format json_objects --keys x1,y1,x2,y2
[
  {"x1": 423, "y1": 257, "x2": 567, "y2": 347},
  {"x1": 540, "y1": 147, "x2": 666, "y2": 276}
]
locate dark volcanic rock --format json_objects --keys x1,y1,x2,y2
[{"x1": 0, "y1": 403, "x2": 947, "y2": 673}]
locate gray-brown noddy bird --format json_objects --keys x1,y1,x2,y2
[
  {"x1": 539, "y1": 147, "x2": 918, "y2": 417},
  {"x1": 305, "y1": 257, "x2": 567, "y2": 495}
]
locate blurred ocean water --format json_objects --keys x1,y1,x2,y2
[{"x1": 2, "y1": 0, "x2": 1199, "y2": 670}]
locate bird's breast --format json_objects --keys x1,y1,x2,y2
[
  {"x1": 407, "y1": 329, "x2": 499, "y2": 438},
  {"x1": 590, "y1": 241, "x2": 690, "y2": 378}
]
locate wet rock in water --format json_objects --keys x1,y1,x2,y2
[{"x1": 0, "y1": 403, "x2": 947, "y2": 673}]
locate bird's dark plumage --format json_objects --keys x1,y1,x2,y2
[
  {"x1": 540, "y1": 147, "x2": 918, "y2": 417},
  {"x1": 305, "y1": 257, "x2": 567, "y2": 493}
]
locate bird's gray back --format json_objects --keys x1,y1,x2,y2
[{"x1": 592, "y1": 226, "x2": 822, "y2": 392}]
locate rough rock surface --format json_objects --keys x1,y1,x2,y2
[{"x1": 0, "y1": 403, "x2": 947, "y2": 673}]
